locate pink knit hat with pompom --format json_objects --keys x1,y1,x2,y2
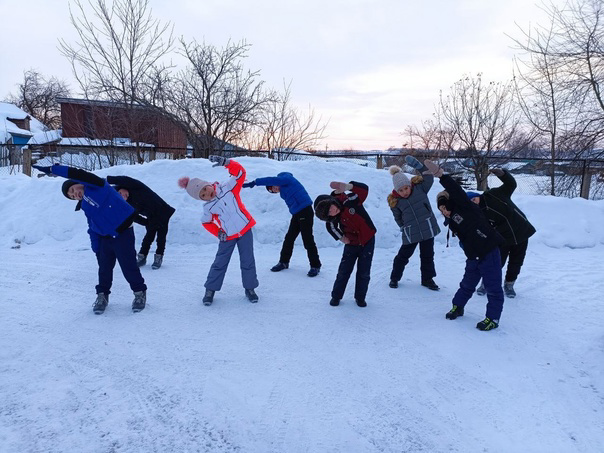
[{"x1": 178, "y1": 176, "x2": 211, "y2": 200}]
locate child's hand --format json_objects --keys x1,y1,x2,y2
[
  {"x1": 405, "y1": 155, "x2": 424, "y2": 170},
  {"x1": 209, "y1": 155, "x2": 230, "y2": 167},
  {"x1": 490, "y1": 168, "x2": 504, "y2": 177},
  {"x1": 340, "y1": 236, "x2": 350, "y2": 244},
  {"x1": 330, "y1": 181, "x2": 353, "y2": 194},
  {"x1": 217, "y1": 230, "x2": 228, "y2": 242},
  {"x1": 423, "y1": 160, "x2": 443, "y2": 178},
  {"x1": 242, "y1": 180, "x2": 256, "y2": 188}
]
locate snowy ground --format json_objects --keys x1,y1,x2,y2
[{"x1": 1, "y1": 157, "x2": 604, "y2": 452}]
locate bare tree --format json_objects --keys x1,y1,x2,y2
[
  {"x1": 59, "y1": 0, "x2": 174, "y2": 163},
  {"x1": 242, "y1": 81, "x2": 327, "y2": 160},
  {"x1": 510, "y1": 0, "x2": 604, "y2": 157},
  {"x1": 165, "y1": 39, "x2": 269, "y2": 158},
  {"x1": 436, "y1": 73, "x2": 523, "y2": 190},
  {"x1": 5, "y1": 69, "x2": 70, "y2": 129}
]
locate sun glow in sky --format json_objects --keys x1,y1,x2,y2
[{"x1": 0, "y1": 0, "x2": 562, "y2": 150}]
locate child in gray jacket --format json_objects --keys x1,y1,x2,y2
[{"x1": 387, "y1": 155, "x2": 441, "y2": 290}]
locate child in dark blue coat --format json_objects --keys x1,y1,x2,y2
[
  {"x1": 33, "y1": 164, "x2": 147, "y2": 315},
  {"x1": 423, "y1": 160, "x2": 504, "y2": 331},
  {"x1": 244, "y1": 172, "x2": 321, "y2": 276}
]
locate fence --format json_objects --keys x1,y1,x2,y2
[{"x1": 2, "y1": 144, "x2": 603, "y2": 200}]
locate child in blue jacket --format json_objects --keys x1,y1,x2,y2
[
  {"x1": 33, "y1": 164, "x2": 147, "y2": 315},
  {"x1": 243, "y1": 172, "x2": 321, "y2": 277}
]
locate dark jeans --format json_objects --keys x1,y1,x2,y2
[
  {"x1": 451, "y1": 247, "x2": 504, "y2": 320},
  {"x1": 139, "y1": 220, "x2": 171, "y2": 256},
  {"x1": 331, "y1": 236, "x2": 375, "y2": 302},
  {"x1": 96, "y1": 227, "x2": 147, "y2": 295},
  {"x1": 499, "y1": 239, "x2": 529, "y2": 282},
  {"x1": 280, "y1": 205, "x2": 321, "y2": 268},
  {"x1": 390, "y1": 238, "x2": 436, "y2": 282}
]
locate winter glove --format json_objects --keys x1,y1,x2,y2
[
  {"x1": 32, "y1": 163, "x2": 59, "y2": 175},
  {"x1": 405, "y1": 155, "x2": 424, "y2": 171},
  {"x1": 330, "y1": 181, "x2": 353, "y2": 194},
  {"x1": 490, "y1": 168, "x2": 505, "y2": 177},
  {"x1": 217, "y1": 229, "x2": 228, "y2": 242},
  {"x1": 242, "y1": 180, "x2": 256, "y2": 188},
  {"x1": 423, "y1": 160, "x2": 443, "y2": 178},
  {"x1": 208, "y1": 155, "x2": 230, "y2": 167}
]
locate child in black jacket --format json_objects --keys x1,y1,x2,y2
[
  {"x1": 424, "y1": 160, "x2": 505, "y2": 331},
  {"x1": 108, "y1": 175, "x2": 175, "y2": 270}
]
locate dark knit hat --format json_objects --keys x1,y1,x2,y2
[
  {"x1": 314, "y1": 195, "x2": 337, "y2": 221},
  {"x1": 62, "y1": 180, "x2": 78, "y2": 199},
  {"x1": 466, "y1": 191, "x2": 481, "y2": 200},
  {"x1": 436, "y1": 190, "x2": 450, "y2": 208}
]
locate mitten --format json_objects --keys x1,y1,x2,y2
[
  {"x1": 32, "y1": 164, "x2": 55, "y2": 175},
  {"x1": 208, "y1": 155, "x2": 230, "y2": 167},
  {"x1": 490, "y1": 168, "x2": 505, "y2": 177},
  {"x1": 330, "y1": 181, "x2": 353, "y2": 194},
  {"x1": 217, "y1": 230, "x2": 228, "y2": 242},
  {"x1": 242, "y1": 181, "x2": 256, "y2": 188},
  {"x1": 405, "y1": 155, "x2": 424, "y2": 170},
  {"x1": 423, "y1": 160, "x2": 443, "y2": 178}
]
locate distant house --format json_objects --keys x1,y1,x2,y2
[
  {"x1": 57, "y1": 97, "x2": 187, "y2": 156},
  {"x1": 0, "y1": 102, "x2": 48, "y2": 145}
]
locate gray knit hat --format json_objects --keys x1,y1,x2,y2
[{"x1": 389, "y1": 166, "x2": 411, "y2": 190}]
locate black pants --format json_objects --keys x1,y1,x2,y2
[
  {"x1": 390, "y1": 237, "x2": 436, "y2": 282},
  {"x1": 96, "y1": 227, "x2": 147, "y2": 295},
  {"x1": 499, "y1": 239, "x2": 529, "y2": 282},
  {"x1": 280, "y1": 205, "x2": 321, "y2": 268},
  {"x1": 331, "y1": 236, "x2": 375, "y2": 302},
  {"x1": 139, "y1": 222, "x2": 170, "y2": 256}
]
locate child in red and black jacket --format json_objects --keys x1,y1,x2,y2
[{"x1": 314, "y1": 181, "x2": 377, "y2": 307}]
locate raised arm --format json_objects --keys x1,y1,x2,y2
[
  {"x1": 46, "y1": 164, "x2": 105, "y2": 186},
  {"x1": 106, "y1": 175, "x2": 149, "y2": 191},
  {"x1": 491, "y1": 168, "x2": 517, "y2": 197}
]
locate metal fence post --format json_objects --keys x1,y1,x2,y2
[
  {"x1": 23, "y1": 149, "x2": 32, "y2": 177},
  {"x1": 376, "y1": 154, "x2": 383, "y2": 169}
]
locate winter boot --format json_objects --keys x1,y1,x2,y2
[
  {"x1": 151, "y1": 254, "x2": 163, "y2": 270},
  {"x1": 476, "y1": 282, "x2": 486, "y2": 296},
  {"x1": 421, "y1": 278, "x2": 440, "y2": 291},
  {"x1": 504, "y1": 281, "x2": 516, "y2": 298},
  {"x1": 329, "y1": 298, "x2": 340, "y2": 307},
  {"x1": 389, "y1": 280, "x2": 398, "y2": 288},
  {"x1": 132, "y1": 291, "x2": 146, "y2": 313},
  {"x1": 476, "y1": 317, "x2": 499, "y2": 331},
  {"x1": 446, "y1": 305, "x2": 464, "y2": 320},
  {"x1": 356, "y1": 299, "x2": 367, "y2": 307},
  {"x1": 245, "y1": 289, "x2": 259, "y2": 303},
  {"x1": 270, "y1": 262, "x2": 288, "y2": 272},
  {"x1": 203, "y1": 289, "x2": 215, "y2": 306},
  {"x1": 307, "y1": 267, "x2": 320, "y2": 277},
  {"x1": 93, "y1": 293, "x2": 109, "y2": 315},
  {"x1": 136, "y1": 253, "x2": 147, "y2": 267}
]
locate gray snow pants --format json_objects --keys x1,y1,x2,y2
[{"x1": 204, "y1": 229, "x2": 258, "y2": 291}]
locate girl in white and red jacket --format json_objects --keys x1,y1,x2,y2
[{"x1": 179, "y1": 155, "x2": 258, "y2": 306}]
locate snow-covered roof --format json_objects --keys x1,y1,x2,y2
[
  {"x1": 59, "y1": 137, "x2": 154, "y2": 147},
  {"x1": 0, "y1": 102, "x2": 48, "y2": 142},
  {"x1": 28, "y1": 129, "x2": 62, "y2": 145}
]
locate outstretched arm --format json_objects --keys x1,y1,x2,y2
[
  {"x1": 44, "y1": 164, "x2": 105, "y2": 187},
  {"x1": 106, "y1": 175, "x2": 148, "y2": 191}
]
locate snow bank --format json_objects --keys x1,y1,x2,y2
[{"x1": 1, "y1": 157, "x2": 603, "y2": 250}]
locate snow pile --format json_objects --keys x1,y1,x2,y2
[{"x1": 1, "y1": 157, "x2": 603, "y2": 251}]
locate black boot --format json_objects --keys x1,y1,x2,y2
[
  {"x1": 151, "y1": 254, "x2": 163, "y2": 270},
  {"x1": 421, "y1": 278, "x2": 440, "y2": 291},
  {"x1": 132, "y1": 291, "x2": 146, "y2": 313},
  {"x1": 307, "y1": 267, "x2": 320, "y2": 277},
  {"x1": 446, "y1": 305, "x2": 464, "y2": 320},
  {"x1": 476, "y1": 317, "x2": 499, "y2": 331},
  {"x1": 504, "y1": 281, "x2": 516, "y2": 298},
  {"x1": 330, "y1": 298, "x2": 340, "y2": 306},
  {"x1": 389, "y1": 280, "x2": 398, "y2": 288},
  {"x1": 356, "y1": 299, "x2": 367, "y2": 307},
  {"x1": 270, "y1": 262, "x2": 288, "y2": 272},
  {"x1": 136, "y1": 253, "x2": 147, "y2": 267},
  {"x1": 245, "y1": 289, "x2": 259, "y2": 303},
  {"x1": 93, "y1": 293, "x2": 108, "y2": 314},
  {"x1": 203, "y1": 289, "x2": 215, "y2": 306}
]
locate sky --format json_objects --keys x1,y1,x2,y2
[{"x1": 0, "y1": 0, "x2": 564, "y2": 150}]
